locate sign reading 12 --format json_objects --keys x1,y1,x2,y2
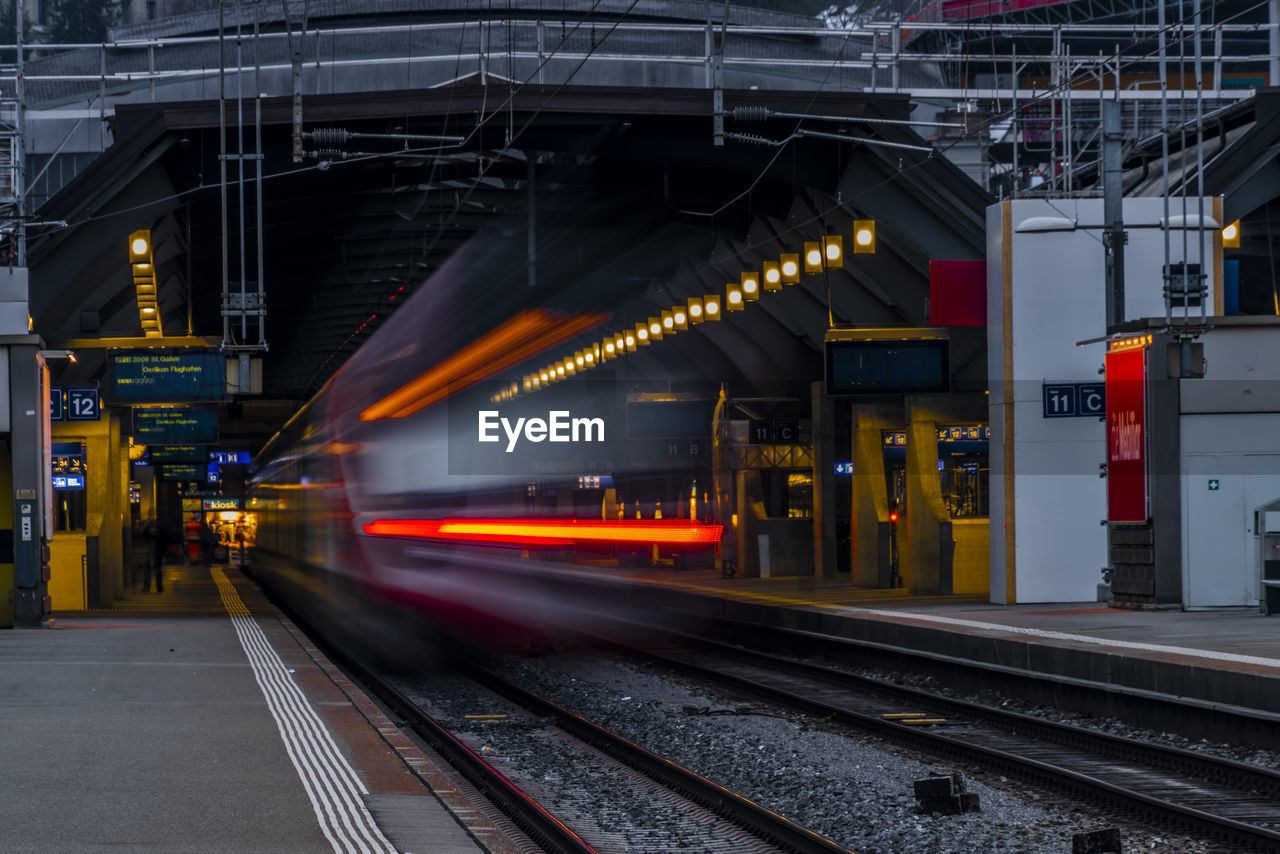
[
  {"x1": 66, "y1": 387, "x2": 101, "y2": 421},
  {"x1": 50, "y1": 387, "x2": 101, "y2": 421}
]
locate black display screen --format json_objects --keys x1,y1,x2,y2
[
  {"x1": 134, "y1": 408, "x2": 220, "y2": 445},
  {"x1": 159, "y1": 463, "x2": 207, "y2": 482},
  {"x1": 826, "y1": 339, "x2": 949, "y2": 395},
  {"x1": 627, "y1": 400, "x2": 717, "y2": 438},
  {"x1": 148, "y1": 445, "x2": 209, "y2": 463}
]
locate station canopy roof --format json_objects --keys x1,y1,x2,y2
[{"x1": 30, "y1": 83, "x2": 990, "y2": 447}]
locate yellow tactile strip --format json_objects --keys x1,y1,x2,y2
[{"x1": 52, "y1": 563, "x2": 232, "y2": 618}]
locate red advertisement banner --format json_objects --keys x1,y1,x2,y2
[{"x1": 1105, "y1": 346, "x2": 1147, "y2": 523}]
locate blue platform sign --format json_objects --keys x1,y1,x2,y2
[
  {"x1": 1043, "y1": 384, "x2": 1077, "y2": 418},
  {"x1": 66, "y1": 387, "x2": 101, "y2": 421},
  {"x1": 1042, "y1": 383, "x2": 1106, "y2": 419},
  {"x1": 49, "y1": 388, "x2": 63, "y2": 421},
  {"x1": 1077, "y1": 383, "x2": 1106, "y2": 416}
]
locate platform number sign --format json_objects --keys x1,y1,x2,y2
[
  {"x1": 1043, "y1": 384, "x2": 1077, "y2": 417},
  {"x1": 749, "y1": 420, "x2": 800, "y2": 444},
  {"x1": 49, "y1": 388, "x2": 63, "y2": 421},
  {"x1": 66, "y1": 387, "x2": 101, "y2": 421},
  {"x1": 1043, "y1": 383, "x2": 1106, "y2": 419},
  {"x1": 1077, "y1": 383, "x2": 1106, "y2": 416}
]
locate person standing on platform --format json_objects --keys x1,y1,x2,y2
[
  {"x1": 138, "y1": 517, "x2": 166, "y2": 593},
  {"x1": 198, "y1": 519, "x2": 218, "y2": 564}
]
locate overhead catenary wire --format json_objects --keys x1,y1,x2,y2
[{"x1": 19, "y1": 0, "x2": 1263, "y2": 388}]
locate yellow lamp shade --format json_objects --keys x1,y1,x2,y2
[
  {"x1": 780, "y1": 253, "x2": 800, "y2": 284},
  {"x1": 688, "y1": 296, "x2": 705, "y2": 324},
  {"x1": 853, "y1": 220, "x2": 876, "y2": 254},
  {"x1": 804, "y1": 242, "x2": 822, "y2": 273},
  {"x1": 823, "y1": 234, "x2": 844, "y2": 266}
]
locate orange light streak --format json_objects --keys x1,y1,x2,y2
[
  {"x1": 363, "y1": 518, "x2": 724, "y2": 547},
  {"x1": 359, "y1": 310, "x2": 606, "y2": 421}
]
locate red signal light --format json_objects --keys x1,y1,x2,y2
[{"x1": 889, "y1": 511, "x2": 899, "y2": 523}]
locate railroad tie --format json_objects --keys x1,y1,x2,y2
[{"x1": 913, "y1": 771, "x2": 980, "y2": 815}]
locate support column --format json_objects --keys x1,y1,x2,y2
[
  {"x1": 851, "y1": 401, "x2": 898, "y2": 587},
  {"x1": 904, "y1": 393, "x2": 990, "y2": 596},
  {"x1": 811, "y1": 381, "x2": 838, "y2": 580},
  {"x1": 903, "y1": 408, "x2": 947, "y2": 594},
  {"x1": 10, "y1": 341, "x2": 49, "y2": 627},
  {"x1": 735, "y1": 469, "x2": 764, "y2": 578}
]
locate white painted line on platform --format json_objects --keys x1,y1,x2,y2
[
  {"x1": 212, "y1": 567, "x2": 399, "y2": 854},
  {"x1": 828, "y1": 606, "x2": 1280, "y2": 671},
  {"x1": 639, "y1": 576, "x2": 1280, "y2": 673}
]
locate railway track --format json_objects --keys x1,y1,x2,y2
[
  {"x1": 285, "y1": 607, "x2": 855, "y2": 854},
  {"x1": 582, "y1": 618, "x2": 1280, "y2": 853},
  {"x1": 418, "y1": 665, "x2": 854, "y2": 854}
]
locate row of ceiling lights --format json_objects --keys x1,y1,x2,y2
[{"x1": 490, "y1": 221, "x2": 877, "y2": 403}]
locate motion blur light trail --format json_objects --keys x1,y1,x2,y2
[
  {"x1": 359, "y1": 309, "x2": 607, "y2": 421},
  {"x1": 363, "y1": 518, "x2": 724, "y2": 547}
]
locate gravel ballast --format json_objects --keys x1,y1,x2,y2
[{"x1": 402, "y1": 649, "x2": 1234, "y2": 854}]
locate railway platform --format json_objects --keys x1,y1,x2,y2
[
  {"x1": 0, "y1": 562, "x2": 515, "y2": 854},
  {"x1": 603, "y1": 568, "x2": 1280, "y2": 717}
]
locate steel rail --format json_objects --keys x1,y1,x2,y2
[
  {"x1": 463, "y1": 664, "x2": 857, "y2": 854},
  {"x1": 591, "y1": 619, "x2": 1280, "y2": 853},
  {"x1": 268, "y1": 607, "x2": 599, "y2": 854}
]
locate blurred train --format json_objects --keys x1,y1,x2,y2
[{"x1": 247, "y1": 261, "x2": 726, "y2": 649}]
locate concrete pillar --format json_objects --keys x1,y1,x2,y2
[
  {"x1": 851, "y1": 401, "x2": 899, "y2": 587},
  {"x1": 735, "y1": 469, "x2": 765, "y2": 578},
  {"x1": 10, "y1": 341, "x2": 49, "y2": 627},
  {"x1": 51, "y1": 409, "x2": 130, "y2": 608},
  {"x1": 811, "y1": 380, "x2": 838, "y2": 581},
  {"x1": 903, "y1": 393, "x2": 990, "y2": 595},
  {"x1": 903, "y1": 409, "x2": 947, "y2": 594}
]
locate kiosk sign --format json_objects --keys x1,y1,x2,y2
[{"x1": 1105, "y1": 345, "x2": 1147, "y2": 523}]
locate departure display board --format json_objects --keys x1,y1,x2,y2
[
  {"x1": 159, "y1": 463, "x2": 207, "y2": 482},
  {"x1": 627, "y1": 400, "x2": 716, "y2": 439},
  {"x1": 148, "y1": 445, "x2": 208, "y2": 463},
  {"x1": 134, "y1": 408, "x2": 219, "y2": 445},
  {"x1": 107, "y1": 352, "x2": 226, "y2": 403},
  {"x1": 825, "y1": 339, "x2": 949, "y2": 395}
]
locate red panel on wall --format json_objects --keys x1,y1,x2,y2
[
  {"x1": 1105, "y1": 345, "x2": 1148, "y2": 524},
  {"x1": 928, "y1": 260, "x2": 987, "y2": 327}
]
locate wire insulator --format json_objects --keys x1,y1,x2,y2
[
  {"x1": 730, "y1": 106, "x2": 771, "y2": 122},
  {"x1": 726, "y1": 132, "x2": 780, "y2": 146},
  {"x1": 309, "y1": 128, "x2": 351, "y2": 144}
]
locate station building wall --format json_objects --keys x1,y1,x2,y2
[
  {"x1": 987, "y1": 197, "x2": 1222, "y2": 604},
  {"x1": 1176, "y1": 323, "x2": 1280, "y2": 609}
]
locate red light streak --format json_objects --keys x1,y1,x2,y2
[{"x1": 363, "y1": 518, "x2": 723, "y2": 547}]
